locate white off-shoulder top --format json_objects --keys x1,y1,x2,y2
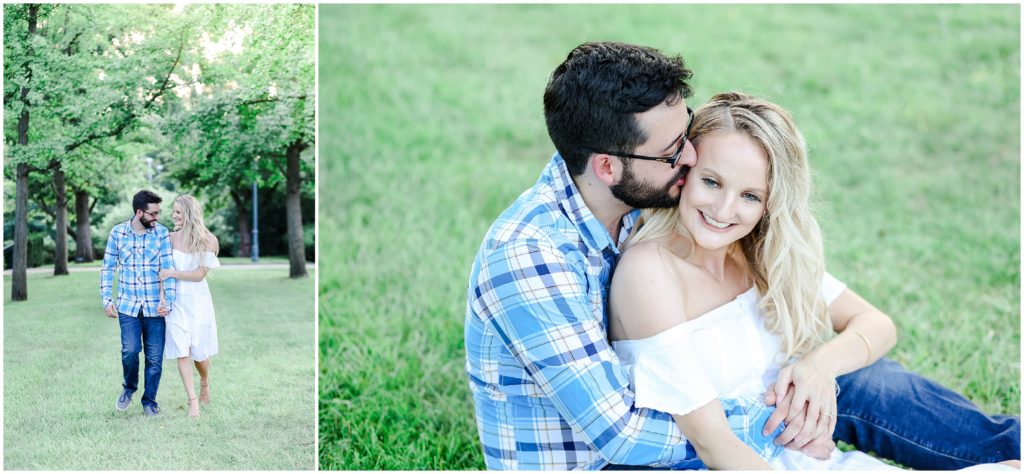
[{"x1": 611, "y1": 272, "x2": 847, "y2": 416}]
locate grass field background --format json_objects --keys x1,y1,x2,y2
[
  {"x1": 4, "y1": 268, "x2": 316, "y2": 470},
  {"x1": 318, "y1": 4, "x2": 1020, "y2": 469}
]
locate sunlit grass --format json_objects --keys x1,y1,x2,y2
[{"x1": 4, "y1": 269, "x2": 316, "y2": 470}]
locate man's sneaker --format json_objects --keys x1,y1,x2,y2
[
  {"x1": 115, "y1": 390, "x2": 132, "y2": 411},
  {"x1": 142, "y1": 404, "x2": 161, "y2": 417}
]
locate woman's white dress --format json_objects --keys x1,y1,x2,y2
[
  {"x1": 611, "y1": 273, "x2": 900, "y2": 470},
  {"x1": 164, "y1": 249, "x2": 220, "y2": 361}
]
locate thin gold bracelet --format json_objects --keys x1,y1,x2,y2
[{"x1": 849, "y1": 330, "x2": 873, "y2": 366}]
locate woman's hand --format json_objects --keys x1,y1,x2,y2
[
  {"x1": 159, "y1": 269, "x2": 176, "y2": 281},
  {"x1": 763, "y1": 357, "x2": 838, "y2": 451},
  {"x1": 157, "y1": 295, "x2": 169, "y2": 316}
]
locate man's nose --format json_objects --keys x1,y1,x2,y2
[{"x1": 678, "y1": 140, "x2": 698, "y2": 168}]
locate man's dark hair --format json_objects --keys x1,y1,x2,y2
[
  {"x1": 543, "y1": 42, "x2": 693, "y2": 176},
  {"x1": 132, "y1": 189, "x2": 162, "y2": 213}
]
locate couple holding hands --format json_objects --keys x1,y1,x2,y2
[
  {"x1": 101, "y1": 190, "x2": 220, "y2": 419},
  {"x1": 464, "y1": 42, "x2": 1020, "y2": 470}
]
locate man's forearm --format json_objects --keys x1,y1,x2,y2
[
  {"x1": 498, "y1": 319, "x2": 690, "y2": 466},
  {"x1": 100, "y1": 270, "x2": 114, "y2": 306},
  {"x1": 479, "y1": 242, "x2": 698, "y2": 467},
  {"x1": 101, "y1": 232, "x2": 119, "y2": 306}
]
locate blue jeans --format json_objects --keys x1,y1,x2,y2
[
  {"x1": 836, "y1": 357, "x2": 1020, "y2": 469},
  {"x1": 118, "y1": 312, "x2": 165, "y2": 409}
]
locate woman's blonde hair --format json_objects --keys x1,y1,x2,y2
[
  {"x1": 626, "y1": 92, "x2": 829, "y2": 359},
  {"x1": 174, "y1": 194, "x2": 214, "y2": 256}
]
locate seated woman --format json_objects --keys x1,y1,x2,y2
[{"x1": 607, "y1": 92, "x2": 1018, "y2": 470}]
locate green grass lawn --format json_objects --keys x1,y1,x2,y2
[
  {"x1": 4, "y1": 269, "x2": 316, "y2": 470},
  {"x1": 318, "y1": 4, "x2": 1020, "y2": 469}
]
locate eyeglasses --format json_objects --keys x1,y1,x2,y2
[
  {"x1": 588, "y1": 107, "x2": 694, "y2": 168},
  {"x1": 141, "y1": 210, "x2": 161, "y2": 218}
]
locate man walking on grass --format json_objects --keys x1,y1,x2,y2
[
  {"x1": 464, "y1": 41, "x2": 1019, "y2": 470},
  {"x1": 101, "y1": 189, "x2": 177, "y2": 417}
]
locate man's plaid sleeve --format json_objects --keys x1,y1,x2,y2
[
  {"x1": 474, "y1": 238, "x2": 695, "y2": 466},
  {"x1": 159, "y1": 231, "x2": 176, "y2": 308},
  {"x1": 101, "y1": 229, "x2": 119, "y2": 308}
]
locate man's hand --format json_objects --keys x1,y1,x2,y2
[
  {"x1": 157, "y1": 304, "x2": 170, "y2": 316},
  {"x1": 763, "y1": 381, "x2": 796, "y2": 437},
  {"x1": 763, "y1": 382, "x2": 836, "y2": 460},
  {"x1": 105, "y1": 305, "x2": 117, "y2": 318}
]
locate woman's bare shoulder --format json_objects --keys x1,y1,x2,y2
[
  {"x1": 615, "y1": 240, "x2": 698, "y2": 287},
  {"x1": 205, "y1": 233, "x2": 220, "y2": 254},
  {"x1": 609, "y1": 241, "x2": 691, "y2": 340}
]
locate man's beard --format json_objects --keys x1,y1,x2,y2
[
  {"x1": 610, "y1": 163, "x2": 688, "y2": 209},
  {"x1": 139, "y1": 215, "x2": 157, "y2": 228}
]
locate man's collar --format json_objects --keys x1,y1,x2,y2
[
  {"x1": 127, "y1": 216, "x2": 156, "y2": 235},
  {"x1": 548, "y1": 153, "x2": 621, "y2": 254}
]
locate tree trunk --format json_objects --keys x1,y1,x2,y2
[
  {"x1": 285, "y1": 140, "x2": 307, "y2": 278},
  {"x1": 230, "y1": 190, "x2": 251, "y2": 257},
  {"x1": 13, "y1": 164, "x2": 30, "y2": 301},
  {"x1": 52, "y1": 162, "x2": 69, "y2": 275},
  {"x1": 12, "y1": 4, "x2": 39, "y2": 301},
  {"x1": 74, "y1": 188, "x2": 95, "y2": 262}
]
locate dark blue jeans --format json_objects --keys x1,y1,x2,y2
[
  {"x1": 118, "y1": 312, "x2": 165, "y2": 409},
  {"x1": 835, "y1": 356, "x2": 1020, "y2": 469}
]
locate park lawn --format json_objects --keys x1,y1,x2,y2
[
  {"x1": 3, "y1": 268, "x2": 316, "y2": 470},
  {"x1": 318, "y1": 4, "x2": 1020, "y2": 470}
]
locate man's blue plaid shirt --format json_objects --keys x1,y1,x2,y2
[
  {"x1": 466, "y1": 154, "x2": 736, "y2": 470},
  {"x1": 101, "y1": 218, "x2": 176, "y2": 317}
]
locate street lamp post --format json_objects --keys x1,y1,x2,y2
[
  {"x1": 251, "y1": 155, "x2": 260, "y2": 263},
  {"x1": 145, "y1": 156, "x2": 154, "y2": 185}
]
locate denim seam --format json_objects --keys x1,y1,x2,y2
[{"x1": 838, "y1": 413, "x2": 981, "y2": 465}]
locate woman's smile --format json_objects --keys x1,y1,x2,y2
[{"x1": 699, "y1": 210, "x2": 734, "y2": 231}]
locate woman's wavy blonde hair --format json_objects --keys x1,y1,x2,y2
[
  {"x1": 626, "y1": 92, "x2": 829, "y2": 359},
  {"x1": 174, "y1": 194, "x2": 215, "y2": 256}
]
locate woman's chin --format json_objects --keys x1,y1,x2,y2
[{"x1": 683, "y1": 221, "x2": 742, "y2": 251}]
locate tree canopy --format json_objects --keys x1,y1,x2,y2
[{"x1": 4, "y1": 3, "x2": 315, "y2": 299}]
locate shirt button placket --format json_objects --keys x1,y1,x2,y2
[{"x1": 135, "y1": 236, "x2": 144, "y2": 317}]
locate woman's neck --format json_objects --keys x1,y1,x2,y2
[{"x1": 673, "y1": 233, "x2": 742, "y2": 285}]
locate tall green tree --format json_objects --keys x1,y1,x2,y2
[
  {"x1": 162, "y1": 4, "x2": 314, "y2": 278},
  {"x1": 5, "y1": 4, "x2": 41, "y2": 299},
  {"x1": 4, "y1": 4, "x2": 193, "y2": 299}
]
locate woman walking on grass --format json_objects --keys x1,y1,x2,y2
[{"x1": 159, "y1": 194, "x2": 220, "y2": 418}]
